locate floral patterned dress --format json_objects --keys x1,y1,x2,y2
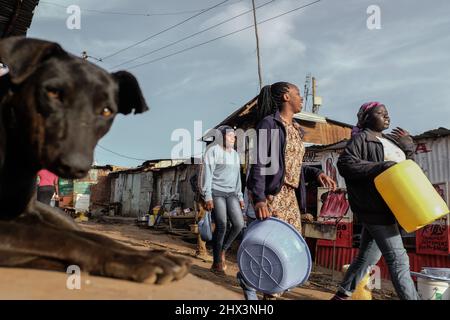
[{"x1": 267, "y1": 118, "x2": 305, "y2": 233}]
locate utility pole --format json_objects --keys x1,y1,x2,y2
[{"x1": 251, "y1": 0, "x2": 263, "y2": 91}]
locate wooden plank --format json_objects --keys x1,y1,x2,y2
[{"x1": 303, "y1": 222, "x2": 337, "y2": 240}]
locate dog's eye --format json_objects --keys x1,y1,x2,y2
[
  {"x1": 47, "y1": 88, "x2": 62, "y2": 101},
  {"x1": 101, "y1": 107, "x2": 113, "y2": 118}
]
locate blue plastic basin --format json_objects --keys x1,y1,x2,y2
[{"x1": 237, "y1": 217, "x2": 312, "y2": 294}]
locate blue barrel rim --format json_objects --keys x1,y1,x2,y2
[{"x1": 237, "y1": 217, "x2": 312, "y2": 294}]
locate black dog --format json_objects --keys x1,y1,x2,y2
[{"x1": 0, "y1": 37, "x2": 190, "y2": 284}]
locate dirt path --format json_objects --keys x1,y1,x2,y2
[
  {"x1": 79, "y1": 220, "x2": 337, "y2": 300},
  {"x1": 0, "y1": 219, "x2": 396, "y2": 300}
]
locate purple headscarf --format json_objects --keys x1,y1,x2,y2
[{"x1": 351, "y1": 101, "x2": 383, "y2": 136}]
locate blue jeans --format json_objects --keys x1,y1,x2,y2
[
  {"x1": 211, "y1": 190, "x2": 244, "y2": 264},
  {"x1": 338, "y1": 223, "x2": 420, "y2": 300},
  {"x1": 236, "y1": 216, "x2": 259, "y2": 300}
]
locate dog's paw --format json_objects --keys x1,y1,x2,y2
[
  {"x1": 103, "y1": 251, "x2": 191, "y2": 285},
  {"x1": 143, "y1": 251, "x2": 191, "y2": 285}
]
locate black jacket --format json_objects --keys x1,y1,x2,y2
[
  {"x1": 247, "y1": 111, "x2": 323, "y2": 212},
  {"x1": 337, "y1": 129, "x2": 415, "y2": 225}
]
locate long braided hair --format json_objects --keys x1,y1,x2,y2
[{"x1": 256, "y1": 82, "x2": 292, "y2": 123}]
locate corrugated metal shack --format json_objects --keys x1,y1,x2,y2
[
  {"x1": 108, "y1": 159, "x2": 200, "y2": 219},
  {"x1": 1, "y1": 0, "x2": 39, "y2": 38},
  {"x1": 413, "y1": 127, "x2": 450, "y2": 183}
]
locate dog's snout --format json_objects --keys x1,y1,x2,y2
[{"x1": 57, "y1": 153, "x2": 92, "y2": 178}]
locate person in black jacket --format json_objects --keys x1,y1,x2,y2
[
  {"x1": 240, "y1": 82, "x2": 336, "y2": 300},
  {"x1": 246, "y1": 82, "x2": 336, "y2": 226},
  {"x1": 332, "y1": 102, "x2": 420, "y2": 300}
]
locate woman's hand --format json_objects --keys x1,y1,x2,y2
[
  {"x1": 391, "y1": 127, "x2": 410, "y2": 138},
  {"x1": 318, "y1": 173, "x2": 337, "y2": 191},
  {"x1": 239, "y1": 201, "x2": 245, "y2": 210},
  {"x1": 301, "y1": 213, "x2": 315, "y2": 222},
  {"x1": 254, "y1": 201, "x2": 271, "y2": 220},
  {"x1": 205, "y1": 200, "x2": 214, "y2": 211},
  {"x1": 387, "y1": 127, "x2": 412, "y2": 144}
]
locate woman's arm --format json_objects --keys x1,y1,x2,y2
[
  {"x1": 303, "y1": 165, "x2": 323, "y2": 183},
  {"x1": 201, "y1": 146, "x2": 216, "y2": 202},
  {"x1": 247, "y1": 118, "x2": 273, "y2": 203},
  {"x1": 54, "y1": 176, "x2": 59, "y2": 195},
  {"x1": 235, "y1": 155, "x2": 244, "y2": 202}
]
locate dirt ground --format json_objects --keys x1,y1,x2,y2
[{"x1": 0, "y1": 218, "x2": 397, "y2": 300}]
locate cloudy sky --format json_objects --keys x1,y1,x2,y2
[{"x1": 28, "y1": 0, "x2": 450, "y2": 167}]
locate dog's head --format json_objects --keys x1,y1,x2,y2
[{"x1": 0, "y1": 37, "x2": 148, "y2": 178}]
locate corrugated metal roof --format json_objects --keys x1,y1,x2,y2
[
  {"x1": 414, "y1": 127, "x2": 450, "y2": 140},
  {"x1": 306, "y1": 139, "x2": 349, "y2": 152},
  {"x1": 110, "y1": 158, "x2": 198, "y2": 175},
  {"x1": 0, "y1": 0, "x2": 39, "y2": 38},
  {"x1": 294, "y1": 111, "x2": 327, "y2": 123}
]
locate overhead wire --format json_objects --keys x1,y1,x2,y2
[
  {"x1": 122, "y1": 0, "x2": 322, "y2": 71},
  {"x1": 111, "y1": 0, "x2": 276, "y2": 69},
  {"x1": 40, "y1": 0, "x2": 246, "y2": 17},
  {"x1": 101, "y1": 0, "x2": 231, "y2": 61}
]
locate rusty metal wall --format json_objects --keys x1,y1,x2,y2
[
  {"x1": 138, "y1": 172, "x2": 153, "y2": 216},
  {"x1": 151, "y1": 164, "x2": 198, "y2": 211},
  {"x1": 301, "y1": 121, "x2": 351, "y2": 146},
  {"x1": 110, "y1": 171, "x2": 153, "y2": 217}
]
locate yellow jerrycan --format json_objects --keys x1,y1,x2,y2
[
  {"x1": 374, "y1": 160, "x2": 449, "y2": 233},
  {"x1": 342, "y1": 264, "x2": 372, "y2": 300}
]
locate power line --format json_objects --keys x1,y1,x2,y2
[
  {"x1": 101, "y1": 0, "x2": 230, "y2": 61},
  {"x1": 123, "y1": 0, "x2": 322, "y2": 71},
  {"x1": 40, "y1": 0, "x2": 245, "y2": 17},
  {"x1": 112, "y1": 0, "x2": 276, "y2": 69},
  {"x1": 97, "y1": 144, "x2": 148, "y2": 161}
]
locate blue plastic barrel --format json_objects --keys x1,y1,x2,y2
[{"x1": 237, "y1": 217, "x2": 312, "y2": 294}]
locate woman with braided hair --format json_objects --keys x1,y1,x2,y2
[
  {"x1": 239, "y1": 82, "x2": 336, "y2": 300},
  {"x1": 248, "y1": 82, "x2": 336, "y2": 231}
]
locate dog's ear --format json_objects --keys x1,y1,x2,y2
[
  {"x1": 112, "y1": 71, "x2": 149, "y2": 115},
  {"x1": 0, "y1": 36, "x2": 68, "y2": 85}
]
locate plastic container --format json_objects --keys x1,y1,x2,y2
[
  {"x1": 342, "y1": 264, "x2": 372, "y2": 300},
  {"x1": 148, "y1": 215, "x2": 155, "y2": 227},
  {"x1": 421, "y1": 268, "x2": 450, "y2": 281},
  {"x1": 417, "y1": 277, "x2": 450, "y2": 300},
  {"x1": 237, "y1": 217, "x2": 312, "y2": 294},
  {"x1": 374, "y1": 160, "x2": 450, "y2": 233}
]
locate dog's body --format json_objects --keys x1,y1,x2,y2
[{"x1": 0, "y1": 37, "x2": 190, "y2": 284}]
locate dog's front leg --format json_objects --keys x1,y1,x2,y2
[
  {"x1": 25, "y1": 200, "x2": 154, "y2": 255},
  {"x1": 0, "y1": 221, "x2": 190, "y2": 284}
]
